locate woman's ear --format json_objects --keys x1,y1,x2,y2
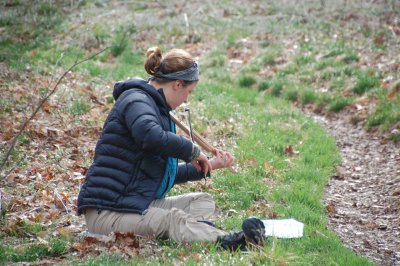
[{"x1": 172, "y1": 80, "x2": 183, "y2": 90}]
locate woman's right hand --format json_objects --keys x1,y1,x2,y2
[{"x1": 191, "y1": 152, "x2": 212, "y2": 175}]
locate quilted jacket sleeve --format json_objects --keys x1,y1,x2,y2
[
  {"x1": 117, "y1": 90, "x2": 193, "y2": 162},
  {"x1": 175, "y1": 163, "x2": 210, "y2": 184}
]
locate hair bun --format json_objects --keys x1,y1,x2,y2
[
  {"x1": 146, "y1": 47, "x2": 161, "y2": 58},
  {"x1": 145, "y1": 47, "x2": 162, "y2": 75}
]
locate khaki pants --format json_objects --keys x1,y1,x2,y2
[{"x1": 84, "y1": 192, "x2": 226, "y2": 243}]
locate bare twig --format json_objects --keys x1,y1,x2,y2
[
  {"x1": 50, "y1": 52, "x2": 66, "y2": 85},
  {"x1": 54, "y1": 188, "x2": 69, "y2": 213},
  {"x1": 0, "y1": 47, "x2": 109, "y2": 177},
  {"x1": 0, "y1": 189, "x2": 2, "y2": 217},
  {"x1": 315, "y1": 229, "x2": 329, "y2": 238}
]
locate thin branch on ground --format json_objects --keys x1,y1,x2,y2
[{"x1": 0, "y1": 47, "x2": 109, "y2": 178}]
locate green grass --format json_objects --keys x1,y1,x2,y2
[
  {"x1": 328, "y1": 96, "x2": 354, "y2": 112},
  {"x1": 72, "y1": 254, "x2": 128, "y2": 266},
  {"x1": 69, "y1": 100, "x2": 91, "y2": 116},
  {"x1": 152, "y1": 46, "x2": 372, "y2": 264},
  {"x1": 238, "y1": 75, "x2": 257, "y2": 88},
  {"x1": 0, "y1": 2, "x2": 66, "y2": 70},
  {"x1": 390, "y1": 133, "x2": 400, "y2": 142},
  {"x1": 300, "y1": 89, "x2": 318, "y2": 106},
  {"x1": 110, "y1": 25, "x2": 136, "y2": 57},
  {"x1": 366, "y1": 91, "x2": 400, "y2": 129},
  {"x1": 283, "y1": 87, "x2": 299, "y2": 102},
  {"x1": 258, "y1": 79, "x2": 286, "y2": 96},
  {"x1": 182, "y1": 76, "x2": 370, "y2": 265},
  {"x1": 294, "y1": 54, "x2": 315, "y2": 66},
  {"x1": 277, "y1": 63, "x2": 299, "y2": 77},
  {"x1": 206, "y1": 50, "x2": 227, "y2": 67},
  {"x1": 2, "y1": 0, "x2": 396, "y2": 265},
  {"x1": 0, "y1": 237, "x2": 68, "y2": 263},
  {"x1": 353, "y1": 71, "x2": 380, "y2": 95}
]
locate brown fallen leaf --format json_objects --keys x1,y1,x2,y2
[
  {"x1": 392, "y1": 190, "x2": 400, "y2": 196},
  {"x1": 54, "y1": 190, "x2": 68, "y2": 212},
  {"x1": 190, "y1": 253, "x2": 202, "y2": 262},
  {"x1": 1, "y1": 128, "x2": 14, "y2": 141},
  {"x1": 332, "y1": 166, "x2": 346, "y2": 180},
  {"x1": 71, "y1": 236, "x2": 102, "y2": 253},
  {"x1": 44, "y1": 169, "x2": 54, "y2": 181},
  {"x1": 114, "y1": 232, "x2": 140, "y2": 249},
  {"x1": 45, "y1": 209, "x2": 61, "y2": 221},
  {"x1": 264, "y1": 161, "x2": 274, "y2": 175},
  {"x1": 268, "y1": 211, "x2": 279, "y2": 218},
  {"x1": 373, "y1": 34, "x2": 385, "y2": 45},
  {"x1": 245, "y1": 158, "x2": 258, "y2": 167},
  {"x1": 27, "y1": 212, "x2": 44, "y2": 223},
  {"x1": 81, "y1": 86, "x2": 105, "y2": 105},
  {"x1": 387, "y1": 80, "x2": 400, "y2": 101},
  {"x1": 326, "y1": 203, "x2": 336, "y2": 213},
  {"x1": 178, "y1": 252, "x2": 185, "y2": 261},
  {"x1": 284, "y1": 145, "x2": 299, "y2": 156},
  {"x1": 364, "y1": 223, "x2": 379, "y2": 229}
]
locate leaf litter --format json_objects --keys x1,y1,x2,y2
[{"x1": 316, "y1": 113, "x2": 400, "y2": 265}]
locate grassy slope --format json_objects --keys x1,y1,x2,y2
[{"x1": 2, "y1": 0, "x2": 399, "y2": 265}]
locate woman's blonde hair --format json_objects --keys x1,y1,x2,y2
[{"x1": 144, "y1": 47, "x2": 196, "y2": 84}]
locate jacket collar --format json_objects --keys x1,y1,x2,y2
[{"x1": 113, "y1": 78, "x2": 171, "y2": 115}]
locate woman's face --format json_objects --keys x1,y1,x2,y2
[{"x1": 170, "y1": 81, "x2": 197, "y2": 109}]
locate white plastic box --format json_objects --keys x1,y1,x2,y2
[{"x1": 262, "y1": 218, "x2": 304, "y2": 238}]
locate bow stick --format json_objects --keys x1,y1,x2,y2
[{"x1": 170, "y1": 113, "x2": 237, "y2": 173}]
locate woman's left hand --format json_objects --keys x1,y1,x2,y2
[{"x1": 210, "y1": 149, "x2": 234, "y2": 170}]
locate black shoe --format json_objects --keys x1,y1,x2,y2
[
  {"x1": 242, "y1": 217, "x2": 266, "y2": 245},
  {"x1": 217, "y1": 217, "x2": 266, "y2": 252},
  {"x1": 217, "y1": 231, "x2": 247, "y2": 252}
]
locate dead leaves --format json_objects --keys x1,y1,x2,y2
[
  {"x1": 268, "y1": 211, "x2": 280, "y2": 219},
  {"x1": 227, "y1": 38, "x2": 257, "y2": 72},
  {"x1": 245, "y1": 144, "x2": 299, "y2": 178},
  {"x1": 263, "y1": 161, "x2": 274, "y2": 176},
  {"x1": 0, "y1": 71, "x2": 103, "y2": 258},
  {"x1": 373, "y1": 34, "x2": 385, "y2": 46},
  {"x1": 79, "y1": 85, "x2": 105, "y2": 106},
  {"x1": 387, "y1": 80, "x2": 400, "y2": 101},
  {"x1": 326, "y1": 202, "x2": 337, "y2": 214},
  {"x1": 245, "y1": 199, "x2": 279, "y2": 218},
  {"x1": 72, "y1": 232, "x2": 140, "y2": 257},
  {"x1": 284, "y1": 145, "x2": 299, "y2": 156},
  {"x1": 41, "y1": 100, "x2": 57, "y2": 113},
  {"x1": 189, "y1": 253, "x2": 202, "y2": 262},
  {"x1": 392, "y1": 190, "x2": 400, "y2": 196},
  {"x1": 363, "y1": 223, "x2": 388, "y2": 230},
  {"x1": 332, "y1": 166, "x2": 346, "y2": 180},
  {"x1": 54, "y1": 189, "x2": 70, "y2": 212},
  {"x1": 196, "y1": 182, "x2": 226, "y2": 194}
]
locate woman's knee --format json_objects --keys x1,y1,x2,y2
[
  {"x1": 190, "y1": 192, "x2": 216, "y2": 217},
  {"x1": 192, "y1": 192, "x2": 214, "y2": 202}
]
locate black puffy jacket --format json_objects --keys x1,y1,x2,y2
[{"x1": 77, "y1": 78, "x2": 205, "y2": 215}]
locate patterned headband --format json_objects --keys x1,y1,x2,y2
[{"x1": 155, "y1": 63, "x2": 199, "y2": 81}]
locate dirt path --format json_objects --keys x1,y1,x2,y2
[{"x1": 315, "y1": 114, "x2": 400, "y2": 265}]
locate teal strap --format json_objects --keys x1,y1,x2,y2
[{"x1": 155, "y1": 120, "x2": 178, "y2": 199}]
